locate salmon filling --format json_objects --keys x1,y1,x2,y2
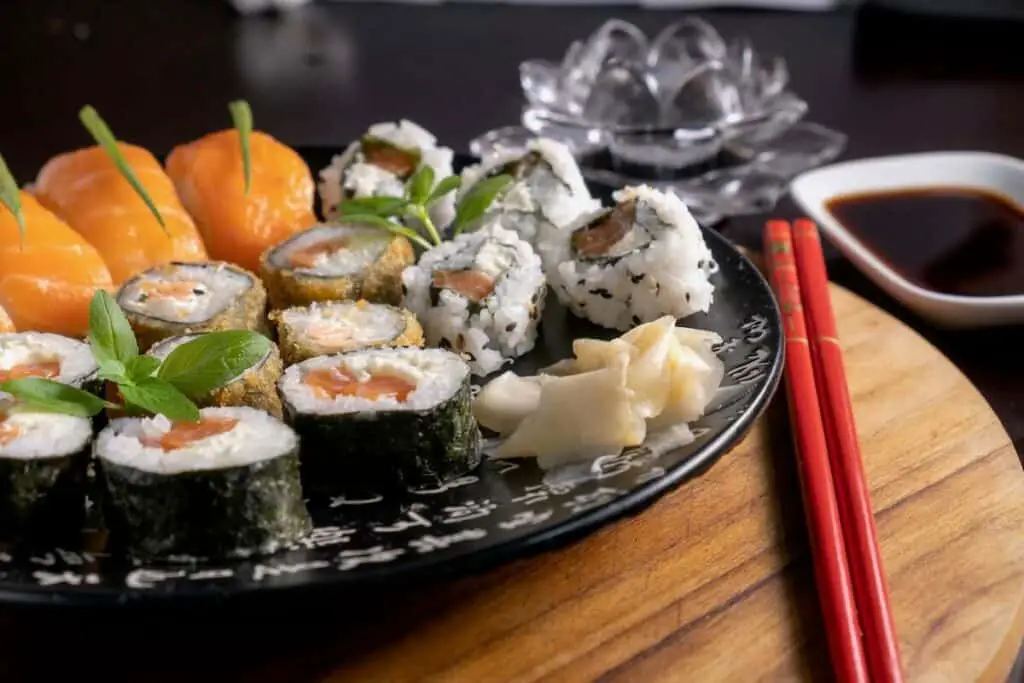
[
  {"x1": 0, "y1": 359, "x2": 61, "y2": 383},
  {"x1": 572, "y1": 200, "x2": 638, "y2": 258},
  {"x1": 140, "y1": 416, "x2": 239, "y2": 451},
  {"x1": 361, "y1": 138, "x2": 420, "y2": 179},
  {"x1": 288, "y1": 237, "x2": 351, "y2": 269},
  {"x1": 303, "y1": 366, "x2": 415, "y2": 402},
  {"x1": 138, "y1": 280, "x2": 205, "y2": 302},
  {"x1": 0, "y1": 414, "x2": 20, "y2": 447},
  {"x1": 432, "y1": 269, "x2": 496, "y2": 303},
  {"x1": 305, "y1": 321, "x2": 356, "y2": 347}
]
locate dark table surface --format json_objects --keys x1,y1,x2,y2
[{"x1": 2, "y1": 0, "x2": 1024, "y2": 680}]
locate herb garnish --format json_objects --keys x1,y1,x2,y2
[
  {"x1": 0, "y1": 153, "x2": 25, "y2": 249},
  {"x1": 79, "y1": 106, "x2": 167, "y2": 233},
  {"x1": 338, "y1": 166, "x2": 513, "y2": 249},
  {"x1": 228, "y1": 100, "x2": 253, "y2": 195},
  {"x1": 1, "y1": 290, "x2": 270, "y2": 423}
]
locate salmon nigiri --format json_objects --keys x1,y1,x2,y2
[
  {"x1": 33, "y1": 109, "x2": 208, "y2": 284},
  {"x1": 0, "y1": 192, "x2": 114, "y2": 337},
  {"x1": 166, "y1": 101, "x2": 317, "y2": 273}
]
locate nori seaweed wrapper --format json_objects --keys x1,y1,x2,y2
[
  {"x1": 0, "y1": 447, "x2": 89, "y2": 542},
  {"x1": 282, "y1": 374, "x2": 481, "y2": 495},
  {"x1": 96, "y1": 448, "x2": 312, "y2": 560}
]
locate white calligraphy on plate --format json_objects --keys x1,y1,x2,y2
[
  {"x1": 440, "y1": 499, "x2": 497, "y2": 524},
  {"x1": 409, "y1": 529, "x2": 487, "y2": 553},
  {"x1": 493, "y1": 460, "x2": 520, "y2": 476},
  {"x1": 408, "y1": 475, "x2": 480, "y2": 495},
  {"x1": 634, "y1": 466, "x2": 667, "y2": 485},
  {"x1": 125, "y1": 569, "x2": 187, "y2": 589},
  {"x1": 35, "y1": 571, "x2": 100, "y2": 587},
  {"x1": 563, "y1": 487, "x2": 623, "y2": 514},
  {"x1": 285, "y1": 525, "x2": 358, "y2": 550},
  {"x1": 188, "y1": 568, "x2": 234, "y2": 581},
  {"x1": 336, "y1": 546, "x2": 405, "y2": 571},
  {"x1": 252, "y1": 560, "x2": 330, "y2": 582},
  {"x1": 727, "y1": 347, "x2": 772, "y2": 384},
  {"x1": 511, "y1": 484, "x2": 550, "y2": 506},
  {"x1": 372, "y1": 509, "x2": 432, "y2": 534},
  {"x1": 711, "y1": 337, "x2": 740, "y2": 354},
  {"x1": 328, "y1": 493, "x2": 384, "y2": 507},
  {"x1": 499, "y1": 509, "x2": 554, "y2": 530},
  {"x1": 740, "y1": 314, "x2": 769, "y2": 343}
]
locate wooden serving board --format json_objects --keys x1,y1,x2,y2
[{"x1": 0, "y1": 283, "x2": 1022, "y2": 683}]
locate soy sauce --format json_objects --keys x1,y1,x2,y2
[{"x1": 825, "y1": 187, "x2": 1024, "y2": 297}]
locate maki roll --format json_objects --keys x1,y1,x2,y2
[
  {"x1": 318, "y1": 119, "x2": 456, "y2": 230},
  {"x1": 538, "y1": 185, "x2": 716, "y2": 331},
  {"x1": 278, "y1": 347, "x2": 481, "y2": 494},
  {"x1": 269, "y1": 300, "x2": 424, "y2": 366},
  {"x1": 147, "y1": 333, "x2": 285, "y2": 418},
  {"x1": 94, "y1": 406, "x2": 311, "y2": 559},
  {"x1": 0, "y1": 403, "x2": 92, "y2": 539},
  {"x1": 402, "y1": 221, "x2": 546, "y2": 377},
  {"x1": 457, "y1": 137, "x2": 597, "y2": 244},
  {"x1": 116, "y1": 261, "x2": 268, "y2": 352},
  {"x1": 259, "y1": 222, "x2": 414, "y2": 309},
  {"x1": 0, "y1": 332, "x2": 99, "y2": 395}
]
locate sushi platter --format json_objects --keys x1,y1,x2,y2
[{"x1": 0, "y1": 111, "x2": 781, "y2": 604}]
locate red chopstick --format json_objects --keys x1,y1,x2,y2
[
  {"x1": 792, "y1": 218, "x2": 905, "y2": 683},
  {"x1": 763, "y1": 220, "x2": 869, "y2": 683}
]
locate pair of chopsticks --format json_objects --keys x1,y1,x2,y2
[{"x1": 763, "y1": 219, "x2": 904, "y2": 683}]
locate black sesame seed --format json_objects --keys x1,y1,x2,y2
[
  {"x1": 137, "y1": 294, "x2": 148, "y2": 303},
  {"x1": 505, "y1": 323, "x2": 516, "y2": 333},
  {"x1": 685, "y1": 292, "x2": 691, "y2": 302},
  {"x1": 697, "y1": 260, "x2": 704, "y2": 269},
  {"x1": 590, "y1": 288, "x2": 614, "y2": 300},
  {"x1": 579, "y1": 301, "x2": 587, "y2": 308},
  {"x1": 438, "y1": 338, "x2": 452, "y2": 350},
  {"x1": 632, "y1": 315, "x2": 641, "y2": 326},
  {"x1": 629, "y1": 272, "x2": 645, "y2": 284},
  {"x1": 192, "y1": 288, "x2": 205, "y2": 296},
  {"x1": 455, "y1": 334, "x2": 465, "y2": 351},
  {"x1": 578, "y1": 278, "x2": 586, "y2": 286}
]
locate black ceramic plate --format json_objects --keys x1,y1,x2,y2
[{"x1": 0, "y1": 148, "x2": 782, "y2": 606}]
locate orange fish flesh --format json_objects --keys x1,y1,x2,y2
[
  {"x1": 166, "y1": 129, "x2": 317, "y2": 273},
  {"x1": 0, "y1": 191, "x2": 114, "y2": 337},
  {"x1": 33, "y1": 142, "x2": 208, "y2": 284}
]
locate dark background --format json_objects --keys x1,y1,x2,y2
[{"x1": 1, "y1": 0, "x2": 1023, "y2": 680}]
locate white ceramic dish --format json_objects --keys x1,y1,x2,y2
[{"x1": 789, "y1": 151, "x2": 1024, "y2": 328}]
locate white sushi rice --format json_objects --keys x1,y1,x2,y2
[
  {"x1": 118, "y1": 263, "x2": 252, "y2": 325},
  {"x1": 0, "y1": 411, "x2": 92, "y2": 460},
  {"x1": 401, "y1": 221, "x2": 546, "y2": 377},
  {"x1": 279, "y1": 347, "x2": 468, "y2": 415},
  {"x1": 458, "y1": 137, "x2": 598, "y2": 244},
  {"x1": 268, "y1": 223, "x2": 392, "y2": 277},
  {"x1": 0, "y1": 332, "x2": 97, "y2": 384},
  {"x1": 95, "y1": 406, "x2": 296, "y2": 475},
  {"x1": 278, "y1": 301, "x2": 408, "y2": 350},
  {"x1": 538, "y1": 185, "x2": 716, "y2": 331},
  {"x1": 318, "y1": 120, "x2": 456, "y2": 229}
]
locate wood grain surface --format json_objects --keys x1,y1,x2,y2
[{"x1": 0, "y1": 283, "x2": 1021, "y2": 683}]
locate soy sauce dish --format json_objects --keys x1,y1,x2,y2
[{"x1": 790, "y1": 151, "x2": 1024, "y2": 328}]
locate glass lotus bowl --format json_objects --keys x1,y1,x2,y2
[{"x1": 470, "y1": 18, "x2": 848, "y2": 226}]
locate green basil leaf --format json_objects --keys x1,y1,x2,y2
[
  {"x1": 78, "y1": 106, "x2": 166, "y2": 232},
  {"x1": 88, "y1": 290, "x2": 137, "y2": 365},
  {"x1": 96, "y1": 359, "x2": 128, "y2": 383},
  {"x1": 125, "y1": 355, "x2": 160, "y2": 381},
  {"x1": 426, "y1": 175, "x2": 461, "y2": 206},
  {"x1": 338, "y1": 196, "x2": 408, "y2": 218},
  {"x1": 228, "y1": 100, "x2": 253, "y2": 195},
  {"x1": 406, "y1": 164, "x2": 435, "y2": 205},
  {"x1": 156, "y1": 330, "x2": 270, "y2": 398},
  {"x1": 453, "y1": 174, "x2": 513, "y2": 234},
  {"x1": 119, "y1": 376, "x2": 200, "y2": 422},
  {"x1": 0, "y1": 153, "x2": 25, "y2": 249},
  {"x1": 0, "y1": 378, "x2": 112, "y2": 417}
]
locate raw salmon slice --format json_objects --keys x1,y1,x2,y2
[
  {"x1": 572, "y1": 200, "x2": 637, "y2": 258},
  {"x1": 140, "y1": 280, "x2": 201, "y2": 300},
  {"x1": 288, "y1": 237, "x2": 351, "y2": 269},
  {"x1": 361, "y1": 138, "x2": 420, "y2": 178},
  {"x1": 140, "y1": 416, "x2": 239, "y2": 451},
  {"x1": 303, "y1": 366, "x2": 414, "y2": 402},
  {"x1": 0, "y1": 420, "x2": 20, "y2": 447},
  {"x1": 34, "y1": 142, "x2": 208, "y2": 284},
  {"x1": 166, "y1": 129, "x2": 317, "y2": 273},
  {"x1": 0, "y1": 359, "x2": 61, "y2": 383},
  {"x1": 0, "y1": 192, "x2": 114, "y2": 337}
]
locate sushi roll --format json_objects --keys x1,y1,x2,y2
[
  {"x1": 537, "y1": 185, "x2": 716, "y2": 331},
  {"x1": 318, "y1": 119, "x2": 456, "y2": 230},
  {"x1": 0, "y1": 332, "x2": 99, "y2": 395},
  {"x1": 116, "y1": 261, "x2": 268, "y2": 352},
  {"x1": 259, "y1": 222, "x2": 414, "y2": 309},
  {"x1": 147, "y1": 333, "x2": 285, "y2": 418},
  {"x1": 0, "y1": 403, "x2": 92, "y2": 539},
  {"x1": 94, "y1": 406, "x2": 312, "y2": 559},
  {"x1": 269, "y1": 300, "x2": 424, "y2": 366},
  {"x1": 401, "y1": 221, "x2": 546, "y2": 377},
  {"x1": 457, "y1": 137, "x2": 597, "y2": 244},
  {"x1": 278, "y1": 347, "x2": 481, "y2": 494}
]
